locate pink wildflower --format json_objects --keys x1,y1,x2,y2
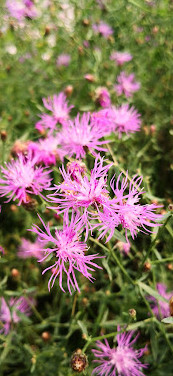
[
  {"x1": 6, "y1": 0, "x2": 37, "y2": 20},
  {"x1": 110, "y1": 51, "x2": 132, "y2": 65},
  {"x1": 0, "y1": 296, "x2": 32, "y2": 335},
  {"x1": 28, "y1": 136, "x2": 65, "y2": 166},
  {"x1": 17, "y1": 237, "x2": 46, "y2": 260},
  {"x1": 116, "y1": 241, "x2": 131, "y2": 255},
  {"x1": 30, "y1": 214, "x2": 102, "y2": 294},
  {"x1": 114, "y1": 72, "x2": 140, "y2": 98},
  {"x1": 95, "y1": 87, "x2": 111, "y2": 108},
  {"x1": 91, "y1": 109, "x2": 115, "y2": 136},
  {"x1": 112, "y1": 104, "x2": 141, "y2": 137},
  {"x1": 56, "y1": 54, "x2": 71, "y2": 67},
  {"x1": 35, "y1": 114, "x2": 57, "y2": 134},
  {"x1": 92, "y1": 326, "x2": 147, "y2": 376},
  {"x1": 42, "y1": 92, "x2": 73, "y2": 125},
  {"x1": 58, "y1": 113, "x2": 108, "y2": 159},
  {"x1": 92, "y1": 21, "x2": 113, "y2": 39},
  {"x1": 96, "y1": 173, "x2": 163, "y2": 242},
  {"x1": 147, "y1": 283, "x2": 173, "y2": 319},
  {"x1": 0, "y1": 153, "x2": 52, "y2": 205}
]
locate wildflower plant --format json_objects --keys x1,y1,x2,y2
[{"x1": 0, "y1": 0, "x2": 173, "y2": 375}]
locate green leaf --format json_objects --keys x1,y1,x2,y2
[
  {"x1": 77, "y1": 320, "x2": 88, "y2": 337},
  {"x1": 137, "y1": 281, "x2": 168, "y2": 303}
]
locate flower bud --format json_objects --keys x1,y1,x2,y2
[
  {"x1": 64, "y1": 85, "x2": 73, "y2": 96},
  {"x1": 71, "y1": 349, "x2": 88, "y2": 373},
  {"x1": 11, "y1": 268, "x2": 20, "y2": 280},
  {"x1": 84, "y1": 74, "x2": 95, "y2": 82},
  {"x1": 22, "y1": 195, "x2": 38, "y2": 211},
  {"x1": 42, "y1": 331, "x2": 51, "y2": 342},
  {"x1": 129, "y1": 308, "x2": 136, "y2": 320},
  {"x1": 82, "y1": 19, "x2": 90, "y2": 26},
  {"x1": 169, "y1": 296, "x2": 173, "y2": 316},
  {"x1": 167, "y1": 263, "x2": 173, "y2": 271},
  {"x1": 0, "y1": 130, "x2": 7, "y2": 142},
  {"x1": 144, "y1": 261, "x2": 151, "y2": 272},
  {"x1": 168, "y1": 204, "x2": 173, "y2": 211}
]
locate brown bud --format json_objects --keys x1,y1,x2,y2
[
  {"x1": 144, "y1": 261, "x2": 151, "y2": 272},
  {"x1": 129, "y1": 308, "x2": 136, "y2": 319},
  {"x1": 71, "y1": 349, "x2": 88, "y2": 373},
  {"x1": 42, "y1": 331, "x2": 51, "y2": 342},
  {"x1": 82, "y1": 297, "x2": 89, "y2": 306},
  {"x1": 11, "y1": 268, "x2": 20, "y2": 280},
  {"x1": 152, "y1": 26, "x2": 159, "y2": 34},
  {"x1": 78, "y1": 46, "x2": 84, "y2": 55},
  {"x1": 169, "y1": 296, "x2": 173, "y2": 316},
  {"x1": 0, "y1": 130, "x2": 7, "y2": 142},
  {"x1": 167, "y1": 264, "x2": 173, "y2": 271},
  {"x1": 168, "y1": 204, "x2": 173, "y2": 211},
  {"x1": 64, "y1": 85, "x2": 73, "y2": 96},
  {"x1": 24, "y1": 110, "x2": 30, "y2": 117},
  {"x1": 22, "y1": 195, "x2": 38, "y2": 211},
  {"x1": 10, "y1": 204, "x2": 18, "y2": 212},
  {"x1": 82, "y1": 19, "x2": 90, "y2": 26},
  {"x1": 44, "y1": 26, "x2": 51, "y2": 36},
  {"x1": 8, "y1": 115, "x2": 13, "y2": 121},
  {"x1": 150, "y1": 125, "x2": 156, "y2": 134}
]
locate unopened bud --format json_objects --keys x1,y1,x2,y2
[
  {"x1": 71, "y1": 349, "x2": 88, "y2": 373},
  {"x1": 169, "y1": 296, "x2": 173, "y2": 316},
  {"x1": 168, "y1": 204, "x2": 173, "y2": 211},
  {"x1": 44, "y1": 26, "x2": 51, "y2": 36},
  {"x1": 11, "y1": 268, "x2": 20, "y2": 280},
  {"x1": 84, "y1": 74, "x2": 95, "y2": 82},
  {"x1": 82, "y1": 19, "x2": 90, "y2": 26},
  {"x1": 10, "y1": 204, "x2": 18, "y2": 212},
  {"x1": 167, "y1": 264, "x2": 173, "y2": 271},
  {"x1": 78, "y1": 46, "x2": 84, "y2": 55},
  {"x1": 42, "y1": 331, "x2": 51, "y2": 342},
  {"x1": 129, "y1": 308, "x2": 136, "y2": 319},
  {"x1": 0, "y1": 130, "x2": 7, "y2": 142},
  {"x1": 150, "y1": 125, "x2": 156, "y2": 134},
  {"x1": 64, "y1": 85, "x2": 73, "y2": 96},
  {"x1": 144, "y1": 261, "x2": 151, "y2": 272}
]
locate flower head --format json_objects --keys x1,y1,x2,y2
[
  {"x1": 95, "y1": 87, "x2": 111, "y2": 108},
  {"x1": 58, "y1": 112, "x2": 108, "y2": 159},
  {"x1": 92, "y1": 21, "x2": 113, "y2": 39},
  {"x1": 110, "y1": 51, "x2": 132, "y2": 66},
  {"x1": 17, "y1": 237, "x2": 47, "y2": 260},
  {"x1": 116, "y1": 241, "x2": 131, "y2": 255},
  {"x1": 92, "y1": 326, "x2": 147, "y2": 376},
  {"x1": 30, "y1": 214, "x2": 102, "y2": 294},
  {"x1": 6, "y1": 0, "x2": 37, "y2": 20},
  {"x1": 147, "y1": 283, "x2": 173, "y2": 319},
  {"x1": 56, "y1": 54, "x2": 71, "y2": 67},
  {"x1": 0, "y1": 153, "x2": 52, "y2": 205},
  {"x1": 114, "y1": 72, "x2": 140, "y2": 98},
  {"x1": 28, "y1": 136, "x2": 65, "y2": 166},
  {"x1": 35, "y1": 114, "x2": 57, "y2": 134},
  {"x1": 0, "y1": 296, "x2": 32, "y2": 335},
  {"x1": 112, "y1": 104, "x2": 141, "y2": 137},
  {"x1": 42, "y1": 92, "x2": 73, "y2": 125}
]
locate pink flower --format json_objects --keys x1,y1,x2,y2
[
  {"x1": 35, "y1": 114, "x2": 57, "y2": 134},
  {"x1": 147, "y1": 283, "x2": 173, "y2": 319},
  {"x1": 0, "y1": 246, "x2": 5, "y2": 255},
  {"x1": 17, "y1": 237, "x2": 47, "y2": 260},
  {"x1": 0, "y1": 297, "x2": 32, "y2": 335},
  {"x1": 92, "y1": 326, "x2": 147, "y2": 376},
  {"x1": 42, "y1": 92, "x2": 73, "y2": 125},
  {"x1": 30, "y1": 214, "x2": 102, "y2": 294},
  {"x1": 92, "y1": 21, "x2": 113, "y2": 39},
  {"x1": 66, "y1": 160, "x2": 87, "y2": 182},
  {"x1": 95, "y1": 87, "x2": 111, "y2": 108},
  {"x1": 110, "y1": 51, "x2": 132, "y2": 65},
  {"x1": 91, "y1": 109, "x2": 115, "y2": 136},
  {"x1": 111, "y1": 104, "x2": 141, "y2": 137},
  {"x1": 0, "y1": 153, "x2": 52, "y2": 205},
  {"x1": 6, "y1": 0, "x2": 37, "y2": 20},
  {"x1": 48, "y1": 156, "x2": 112, "y2": 237},
  {"x1": 58, "y1": 113, "x2": 108, "y2": 159},
  {"x1": 116, "y1": 241, "x2": 131, "y2": 255},
  {"x1": 114, "y1": 72, "x2": 140, "y2": 98},
  {"x1": 96, "y1": 173, "x2": 163, "y2": 242},
  {"x1": 28, "y1": 136, "x2": 65, "y2": 166},
  {"x1": 56, "y1": 54, "x2": 71, "y2": 67}
]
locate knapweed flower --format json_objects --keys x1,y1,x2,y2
[
  {"x1": 30, "y1": 214, "x2": 102, "y2": 294},
  {"x1": 0, "y1": 153, "x2": 52, "y2": 205},
  {"x1": 58, "y1": 113, "x2": 108, "y2": 159},
  {"x1": 28, "y1": 136, "x2": 65, "y2": 166},
  {"x1": 114, "y1": 72, "x2": 140, "y2": 98},
  {"x1": 48, "y1": 156, "x2": 112, "y2": 236},
  {"x1": 91, "y1": 109, "x2": 115, "y2": 136},
  {"x1": 6, "y1": 0, "x2": 37, "y2": 20},
  {"x1": 35, "y1": 114, "x2": 57, "y2": 134},
  {"x1": 0, "y1": 296, "x2": 32, "y2": 335},
  {"x1": 112, "y1": 104, "x2": 141, "y2": 137},
  {"x1": 96, "y1": 173, "x2": 163, "y2": 242},
  {"x1": 56, "y1": 53, "x2": 71, "y2": 67},
  {"x1": 92, "y1": 21, "x2": 113, "y2": 39},
  {"x1": 42, "y1": 92, "x2": 73, "y2": 125},
  {"x1": 66, "y1": 160, "x2": 87, "y2": 182},
  {"x1": 17, "y1": 237, "x2": 46, "y2": 260},
  {"x1": 116, "y1": 241, "x2": 131, "y2": 255},
  {"x1": 110, "y1": 51, "x2": 132, "y2": 65},
  {"x1": 147, "y1": 283, "x2": 173, "y2": 319},
  {"x1": 95, "y1": 87, "x2": 111, "y2": 108},
  {"x1": 92, "y1": 327, "x2": 147, "y2": 376}
]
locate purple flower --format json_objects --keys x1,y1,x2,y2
[
  {"x1": 110, "y1": 51, "x2": 132, "y2": 66},
  {"x1": 147, "y1": 283, "x2": 173, "y2": 319},
  {"x1": 6, "y1": 0, "x2": 37, "y2": 20},
  {"x1": 96, "y1": 173, "x2": 163, "y2": 242},
  {"x1": 92, "y1": 326, "x2": 147, "y2": 376},
  {"x1": 111, "y1": 104, "x2": 141, "y2": 137},
  {"x1": 95, "y1": 87, "x2": 111, "y2": 108},
  {"x1": 92, "y1": 21, "x2": 113, "y2": 39},
  {"x1": 116, "y1": 241, "x2": 131, "y2": 255},
  {"x1": 0, "y1": 296, "x2": 32, "y2": 335},
  {"x1": 91, "y1": 109, "x2": 115, "y2": 136},
  {"x1": 114, "y1": 72, "x2": 140, "y2": 98},
  {"x1": 66, "y1": 160, "x2": 87, "y2": 182},
  {"x1": 0, "y1": 153, "x2": 52, "y2": 205},
  {"x1": 28, "y1": 136, "x2": 65, "y2": 166},
  {"x1": 48, "y1": 156, "x2": 112, "y2": 237},
  {"x1": 35, "y1": 114, "x2": 57, "y2": 134},
  {"x1": 30, "y1": 214, "x2": 102, "y2": 294},
  {"x1": 17, "y1": 237, "x2": 47, "y2": 260},
  {"x1": 56, "y1": 54, "x2": 71, "y2": 67},
  {"x1": 42, "y1": 92, "x2": 73, "y2": 125},
  {"x1": 58, "y1": 112, "x2": 108, "y2": 159}
]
